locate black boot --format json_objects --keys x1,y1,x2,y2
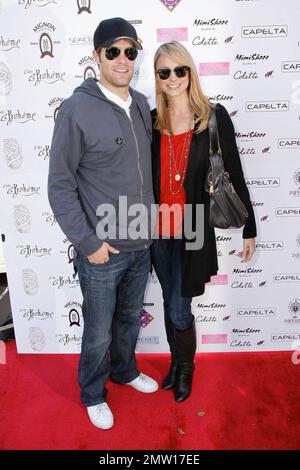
[
  {"x1": 162, "y1": 308, "x2": 178, "y2": 390},
  {"x1": 174, "y1": 321, "x2": 196, "y2": 402}
]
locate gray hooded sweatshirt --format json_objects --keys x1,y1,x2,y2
[{"x1": 48, "y1": 78, "x2": 155, "y2": 256}]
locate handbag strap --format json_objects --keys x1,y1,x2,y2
[
  {"x1": 208, "y1": 104, "x2": 225, "y2": 179},
  {"x1": 208, "y1": 104, "x2": 222, "y2": 157}
]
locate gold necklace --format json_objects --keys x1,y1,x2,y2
[{"x1": 168, "y1": 130, "x2": 192, "y2": 195}]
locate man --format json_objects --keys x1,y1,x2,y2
[{"x1": 48, "y1": 17, "x2": 158, "y2": 430}]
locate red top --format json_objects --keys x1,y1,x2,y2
[{"x1": 156, "y1": 131, "x2": 192, "y2": 237}]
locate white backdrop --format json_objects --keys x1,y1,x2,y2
[{"x1": 0, "y1": 0, "x2": 300, "y2": 353}]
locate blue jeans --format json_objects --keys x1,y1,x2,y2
[
  {"x1": 75, "y1": 248, "x2": 151, "y2": 407},
  {"x1": 150, "y1": 238, "x2": 193, "y2": 331}
]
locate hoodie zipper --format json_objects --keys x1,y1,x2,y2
[{"x1": 128, "y1": 114, "x2": 149, "y2": 241}]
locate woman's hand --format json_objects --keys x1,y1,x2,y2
[{"x1": 237, "y1": 238, "x2": 256, "y2": 262}]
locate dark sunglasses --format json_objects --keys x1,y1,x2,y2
[
  {"x1": 156, "y1": 66, "x2": 190, "y2": 80},
  {"x1": 105, "y1": 46, "x2": 138, "y2": 61}
]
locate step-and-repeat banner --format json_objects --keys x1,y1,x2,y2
[{"x1": 0, "y1": 0, "x2": 299, "y2": 353}]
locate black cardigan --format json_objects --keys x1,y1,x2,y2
[{"x1": 151, "y1": 104, "x2": 257, "y2": 297}]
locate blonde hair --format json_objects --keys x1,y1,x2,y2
[{"x1": 154, "y1": 41, "x2": 211, "y2": 134}]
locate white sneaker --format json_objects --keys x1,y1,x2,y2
[
  {"x1": 126, "y1": 373, "x2": 159, "y2": 393},
  {"x1": 87, "y1": 402, "x2": 114, "y2": 429}
]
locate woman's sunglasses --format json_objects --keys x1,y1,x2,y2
[
  {"x1": 156, "y1": 66, "x2": 190, "y2": 80},
  {"x1": 105, "y1": 47, "x2": 138, "y2": 61}
]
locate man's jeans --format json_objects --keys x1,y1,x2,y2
[
  {"x1": 150, "y1": 238, "x2": 193, "y2": 331},
  {"x1": 75, "y1": 248, "x2": 151, "y2": 407}
]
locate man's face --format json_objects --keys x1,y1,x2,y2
[{"x1": 93, "y1": 39, "x2": 137, "y2": 94}]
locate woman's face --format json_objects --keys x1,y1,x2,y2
[{"x1": 155, "y1": 54, "x2": 190, "y2": 99}]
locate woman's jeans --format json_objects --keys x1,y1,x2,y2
[
  {"x1": 150, "y1": 238, "x2": 193, "y2": 331},
  {"x1": 74, "y1": 248, "x2": 151, "y2": 407}
]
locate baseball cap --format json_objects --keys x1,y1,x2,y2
[{"x1": 93, "y1": 17, "x2": 142, "y2": 50}]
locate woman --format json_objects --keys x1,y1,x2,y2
[{"x1": 151, "y1": 41, "x2": 256, "y2": 402}]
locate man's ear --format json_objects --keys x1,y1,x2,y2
[{"x1": 92, "y1": 49, "x2": 101, "y2": 67}]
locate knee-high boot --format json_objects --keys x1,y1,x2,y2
[
  {"x1": 174, "y1": 320, "x2": 196, "y2": 402},
  {"x1": 162, "y1": 307, "x2": 178, "y2": 390}
]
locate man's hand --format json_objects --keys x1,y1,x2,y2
[
  {"x1": 236, "y1": 238, "x2": 256, "y2": 262},
  {"x1": 87, "y1": 242, "x2": 120, "y2": 264}
]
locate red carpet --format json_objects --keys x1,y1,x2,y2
[{"x1": 0, "y1": 341, "x2": 300, "y2": 450}]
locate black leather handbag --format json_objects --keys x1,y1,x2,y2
[{"x1": 206, "y1": 105, "x2": 249, "y2": 229}]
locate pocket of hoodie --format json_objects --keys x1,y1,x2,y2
[{"x1": 84, "y1": 123, "x2": 126, "y2": 167}]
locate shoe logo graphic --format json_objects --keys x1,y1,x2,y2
[
  {"x1": 4, "y1": 138, "x2": 23, "y2": 169},
  {"x1": 160, "y1": 0, "x2": 182, "y2": 12},
  {"x1": 22, "y1": 269, "x2": 39, "y2": 295},
  {"x1": 29, "y1": 327, "x2": 45, "y2": 351},
  {"x1": 14, "y1": 205, "x2": 31, "y2": 233},
  {"x1": 140, "y1": 309, "x2": 154, "y2": 328}
]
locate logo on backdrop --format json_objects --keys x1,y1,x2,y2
[
  {"x1": 50, "y1": 275, "x2": 79, "y2": 290},
  {"x1": 0, "y1": 36, "x2": 21, "y2": 52},
  {"x1": 241, "y1": 25, "x2": 288, "y2": 38},
  {"x1": 271, "y1": 333, "x2": 300, "y2": 343},
  {"x1": 237, "y1": 308, "x2": 276, "y2": 317},
  {"x1": 34, "y1": 144, "x2": 50, "y2": 161},
  {"x1": 278, "y1": 138, "x2": 300, "y2": 149},
  {"x1": 193, "y1": 17, "x2": 229, "y2": 27},
  {"x1": 42, "y1": 211, "x2": 57, "y2": 227},
  {"x1": 209, "y1": 94, "x2": 233, "y2": 102},
  {"x1": 17, "y1": 244, "x2": 52, "y2": 258},
  {"x1": 22, "y1": 308, "x2": 54, "y2": 321},
  {"x1": 281, "y1": 61, "x2": 300, "y2": 72},
  {"x1": 63, "y1": 301, "x2": 82, "y2": 327},
  {"x1": 235, "y1": 53, "x2": 269, "y2": 63},
  {"x1": 29, "y1": 327, "x2": 46, "y2": 351},
  {"x1": 255, "y1": 241, "x2": 284, "y2": 250},
  {"x1": 31, "y1": 22, "x2": 61, "y2": 58},
  {"x1": 137, "y1": 336, "x2": 159, "y2": 345},
  {"x1": 69, "y1": 309, "x2": 81, "y2": 327},
  {"x1": 192, "y1": 19, "x2": 230, "y2": 47},
  {"x1": 3, "y1": 138, "x2": 23, "y2": 169},
  {"x1": 199, "y1": 62, "x2": 230, "y2": 76},
  {"x1": 56, "y1": 333, "x2": 82, "y2": 347},
  {"x1": 251, "y1": 201, "x2": 264, "y2": 207},
  {"x1": 18, "y1": 0, "x2": 57, "y2": 10},
  {"x1": 76, "y1": 55, "x2": 97, "y2": 81},
  {"x1": 246, "y1": 177, "x2": 280, "y2": 187},
  {"x1": 157, "y1": 27, "x2": 188, "y2": 42},
  {"x1": 24, "y1": 69, "x2": 66, "y2": 87},
  {"x1": 160, "y1": 0, "x2": 182, "y2": 12},
  {"x1": 45, "y1": 97, "x2": 64, "y2": 122},
  {"x1": 0, "y1": 57, "x2": 11, "y2": 88},
  {"x1": 207, "y1": 274, "x2": 228, "y2": 285},
  {"x1": 292, "y1": 235, "x2": 300, "y2": 260},
  {"x1": 289, "y1": 169, "x2": 300, "y2": 197},
  {"x1": 201, "y1": 334, "x2": 227, "y2": 344},
  {"x1": 232, "y1": 267, "x2": 263, "y2": 275},
  {"x1": 13, "y1": 205, "x2": 31, "y2": 233},
  {"x1": 59, "y1": 239, "x2": 75, "y2": 264},
  {"x1": 275, "y1": 207, "x2": 300, "y2": 217},
  {"x1": 0, "y1": 109, "x2": 36, "y2": 126},
  {"x1": 286, "y1": 299, "x2": 300, "y2": 324},
  {"x1": 69, "y1": 34, "x2": 93, "y2": 47},
  {"x1": 22, "y1": 269, "x2": 39, "y2": 295},
  {"x1": 77, "y1": 0, "x2": 91, "y2": 14},
  {"x1": 245, "y1": 101, "x2": 289, "y2": 112},
  {"x1": 273, "y1": 273, "x2": 300, "y2": 283},
  {"x1": 140, "y1": 309, "x2": 154, "y2": 328},
  {"x1": 3, "y1": 183, "x2": 40, "y2": 198}
]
